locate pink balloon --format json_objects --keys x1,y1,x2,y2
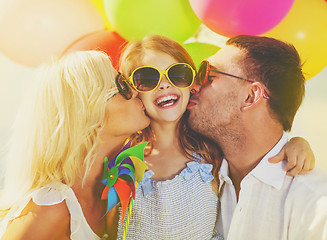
[{"x1": 189, "y1": 0, "x2": 295, "y2": 37}]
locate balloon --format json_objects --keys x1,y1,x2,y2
[
  {"x1": 63, "y1": 30, "x2": 127, "y2": 70},
  {"x1": 264, "y1": 0, "x2": 327, "y2": 80},
  {"x1": 0, "y1": 0, "x2": 105, "y2": 67},
  {"x1": 183, "y1": 42, "x2": 220, "y2": 69},
  {"x1": 103, "y1": 0, "x2": 201, "y2": 43},
  {"x1": 90, "y1": 0, "x2": 114, "y2": 30},
  {"x1": 189, "y1": 0, "x2": 295, "y2": 37}
]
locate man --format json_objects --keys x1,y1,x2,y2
[{"x1": 187, "y1": 35, "x2": 327, "y2": 239}]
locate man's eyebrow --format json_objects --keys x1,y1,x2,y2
[
  {"x1": 209, "y1": 64, "x2": 221, "y2": 72},
  {"x1": 209, "y1": 62, "x2": 222, "y2": 69}
]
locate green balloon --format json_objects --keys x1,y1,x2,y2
[
  {"x1": 104, "y1": 0, "x2": 201, "y2": 43},
  {"x1": 183, "y1": 42, "x2": 220, "y2": 69}
]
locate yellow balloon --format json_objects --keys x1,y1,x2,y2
[
  {"x1": 0, "y1": 0, "x2": 105, "y2": 67},
  {"x1": 90, "y1": 0, "x2": 114, "y2": 30},
  {"x1": 264, "y1": 0, "x2": 327, "y2": 80}
]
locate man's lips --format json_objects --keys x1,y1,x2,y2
[{"x1": 187, "y1": 99, "x2": 196, "y2": 108}]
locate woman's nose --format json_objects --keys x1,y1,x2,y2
[{"x1": 131, "y1": 88, "x2": 138, "y2": 98}]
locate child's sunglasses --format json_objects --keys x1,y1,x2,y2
[
  {"x1": 128, "y1": 63, "x2": 196, "y2": 93},
  {"x1": 197, "y1": 60, "x2": 270, "y2": 99},
  {"x1": 116, "y1": 72, "x2": 133, "y2": 100}
]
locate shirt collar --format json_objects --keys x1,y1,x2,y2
[
  {"x1": 220, "y1": 158, "x2": 229, "y2": 178},
  {"x1": 219, "y1": 158, "x2": 231, "y2": 192},
  {"x1": 250, "y1": 132, "x2": 288, "y2": 190},
  {"x1": 219, "y1": 132, "x2": 288, "y2": 190}
]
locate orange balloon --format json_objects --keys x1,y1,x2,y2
[
  {"x1": 0, "y1": 0, "x2": 105, "y2": 67},
  {"x1": 63, "y1": 30, "x2": 127, "y2": 70},
  {"x1": 264, "y1": 0, "x2": 327, "y2": 80}
]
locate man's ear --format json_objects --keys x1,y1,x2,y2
[{"x1": 241, "y1": 82, "x2": 266, "y2": 111}]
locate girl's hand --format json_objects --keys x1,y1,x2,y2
[{"x1": 268, "y1": 137, "x2": 315, "y2": 176}]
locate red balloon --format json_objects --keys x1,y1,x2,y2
[{"x1": 63, "y1": 30, "x2": 127, "y2": 69}]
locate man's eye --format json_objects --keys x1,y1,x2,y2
[{"x1": 208, "y1": 75, "x2": 215, "y2": 82}]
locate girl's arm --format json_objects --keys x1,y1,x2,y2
[{"x1": 269, "y1": 137, "x2": 315, "y2": 176}]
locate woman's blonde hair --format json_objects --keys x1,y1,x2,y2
[
  {"x1": 0, "y1": 51, "x2": 118, "y2": 209},
  {"x1": 120, "y1": 35, "x2": 222, "y2": 180}
]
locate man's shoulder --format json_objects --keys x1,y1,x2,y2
[
  {"x1": 284, "y1": 169, "x2": 327, "y2": 238},
  {"x1": 287, "y1": 169, "x2": 327, "y2": 199},
  {"x1": 292, "y1": 169, "x2": 327, "y2": 187}
]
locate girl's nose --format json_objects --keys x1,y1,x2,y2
[{"x1": 158, "y1": 74, "x2": 171, "y2": 90}]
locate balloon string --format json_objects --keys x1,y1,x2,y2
[{"x1": 122, "y1": 197, "x2": 134, "y2": 240}]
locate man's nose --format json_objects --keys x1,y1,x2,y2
[{"x1": 190, "y1": 83, "x2": 201, "y2": 94}]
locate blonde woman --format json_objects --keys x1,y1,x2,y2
[
  {"x1": 0, "y1": 51, "x2": 150, "y2": 240},
  {"x1": 109, "y1": 35, "x2": 315, "y2": 239}
]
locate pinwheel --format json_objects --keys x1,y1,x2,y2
[{"x1": 101, "y1": 140, "x2": 148, "y2": 232}]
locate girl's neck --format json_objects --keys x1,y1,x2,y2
[
  {"x1": 150, "y1": 121, "x2": 180, "y2": 151},
  {"x1": 145, "y1": 120, "x2": 191, "y2": 181}
]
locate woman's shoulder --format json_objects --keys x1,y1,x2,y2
[
  {"x1": 31, "y1": 182, "x2": 71, "y2": 205},
  {"x1": 2, "y1": 198, "x2": 70, "y2": 240},
  {"x1": 0, "y1": 182, "x2": 72, "y2": 240}
]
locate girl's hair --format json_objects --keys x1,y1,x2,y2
[
  {"x1": 0, "y1": 51, "x2": 118, "y2": 209},
  {"x1": 119, "y1": 35, "x2": 222, "y2": 180}
]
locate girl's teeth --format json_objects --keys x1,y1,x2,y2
[
  {"x1": 157, "y1": 95, "x2": 177, "y2": 104},
  {"x1": 162, "y1": 102, "x2": 174, "y2": 107}
]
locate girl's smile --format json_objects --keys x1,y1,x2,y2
[{"x1": 154, "y1": 93, "x2": 180, "y2": 108}]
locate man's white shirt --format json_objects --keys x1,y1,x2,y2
[{"x1": 216, "y1": 133, "x2": 327, "y2": 240}]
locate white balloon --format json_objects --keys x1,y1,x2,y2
[{"x1": 0, "y1": 0, "x2": 105, "y2": 67}]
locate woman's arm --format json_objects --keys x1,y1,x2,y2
[
  {"x1": 1, "y1": 200, "x2": 70, "y2": 240},
  {"x1": 269, "y1": 137, "x2": 315, "y2": 176}
]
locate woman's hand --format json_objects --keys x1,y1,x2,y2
[{"x1": 268, "y1": 137, "x2": 315, "y2": 176}]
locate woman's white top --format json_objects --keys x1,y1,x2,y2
[{"x1": 0, "y1": 182, "x2": 101, "y2": 240}]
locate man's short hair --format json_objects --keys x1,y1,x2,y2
[{"x1": 226, "y1": 35, "x2": 305, "y2": 131}]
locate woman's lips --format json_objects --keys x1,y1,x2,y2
[{"x1": 136, "y1": 98, "x2": 146, "y2": 110}]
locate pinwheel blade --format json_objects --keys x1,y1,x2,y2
[
  {"x1": 130, "y1": 156, "x2": 148, "y2": 182},
  {"x1": 120, "y1": 162, "x2": 135, "y2": 174},
  {"x1": 115, "y1": 142, "x2": 147, "y2": 165},
  {"x1": 106, "y1": 187, "x2": 119, "y2": 214},
  {"x1": 115, "y1": 178, "x2": 132, "y2": 225},
  {"x1": 101, "y1": 186, "x2": 109, "y2": 200},
  {"x1": 102, "y1": 157, "x2": 109, "y2": 181}
]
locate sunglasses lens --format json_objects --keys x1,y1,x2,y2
[
  {"x1": 133, "y1": 67, "x2": 160, "y2": 92},
  {"x1": 197, "y1": 61, "x2": 208, "y2": 85},
  {"x1": 168, "y1": 64, "x2": 194, "y2": 88},
  {"x1": 116, "y1": 74, "x2": 132, "y2": 100}
]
